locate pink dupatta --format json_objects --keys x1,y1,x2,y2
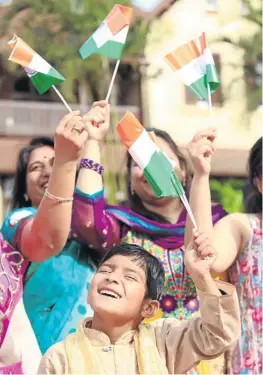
[{"x1": 0, "y1": 233, "x2": 28, "y2": 374}]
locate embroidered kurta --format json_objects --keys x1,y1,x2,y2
[
  {"x1": 38, "y1": 280, "x2": 241, "y2": 375},
  {"x1": 71, "y1": 188, "x2": 227, "y2": 374}
]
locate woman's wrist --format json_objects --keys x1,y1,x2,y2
[
  {"x1": 53, "y1": 158, "x2": 78, "y2": 172},
  {"x1": 82, "y1": 139, "x2": 101, "y2": 161},
  {"x1": 192, "y1": 172, "x2": 210, "y2": 181}
]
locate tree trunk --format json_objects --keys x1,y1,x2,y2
[{"x1": 78, "y1": 80, "x2": 90, "y2": 109}]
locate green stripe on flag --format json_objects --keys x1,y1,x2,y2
[
  {"x1": 80, "y1": 39, "x2": 125, "y2": 60},
  {"x1": 188, "y1": 64, "x2": 220, "y2": 101},
  {"x1": 206, "y1": 64, "x2": 220, "y2": 91},
  {"x1": 30, "y1": 71, "x2": 64, "y2": 94},
  {"x1": 188, "y1": 77, "x2": 209, "y2": 101},
  {"x1": 48, "y1": 67, "x2": 65, "y2": 82},
  {"x1": 144, "y1": 151, "x2": 183, "y2": 197},
  {"x1": 96, "y1": 40, "x2": 125, "y2": 60},
  {"x1": 79, "y1": 37, "x2": 98, "y2": 59}
]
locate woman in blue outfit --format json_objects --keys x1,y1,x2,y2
[{"x1": 1, "y1": 133, "x2": 98, "y2": 354}]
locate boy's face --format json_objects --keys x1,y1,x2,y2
[{"x1": 88, "y1": 255, "x2": 158, "y2": 324}]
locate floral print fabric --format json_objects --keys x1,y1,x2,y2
[
  {"x1": 227, "y1": 214, "x2": 262, "y2": 374},
  {"x1": 124, "y1": 230, "x2": 225, "y2": 375}
]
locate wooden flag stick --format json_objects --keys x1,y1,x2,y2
[
  {"x1": 207, "y1": 84, "x2": 213, "y2": 117},
  {"x1": 105, "y1": 59, "x2": 120, "y2": 102},
  {"x1": 52, "y1": 85, "x2": 72, "y2": 112},
  {"x1": 180, "y1": 193, "x2": 197, "y2": 230}
]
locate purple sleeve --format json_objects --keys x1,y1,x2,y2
[
  {"x1": 71, "y1": 188, "x2": 121, "y2": 252},
  {"x1": 211, "y1": 203, "x2": 228, "y2": 225}
]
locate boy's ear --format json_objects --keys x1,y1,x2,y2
[{"x1": 141, "y1": 300, "x2": 159, "y2": 320}]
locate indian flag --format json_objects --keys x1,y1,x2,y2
[
  {"x1": 8, "y1": 34, "x2": 64, "y2": 94},
  {"x1": 165, "y1": 32, "x2": 220, "y2": 100},
  {"x1": 117, "y1": 112, "x2": 184, "y2": 198},
  {"x1": 79, "y1": 4, "x2": 133, "y2": 60}
]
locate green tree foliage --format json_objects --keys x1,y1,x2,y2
[
  {"x1": 210, "y1": 178, "x2": 244, "y2": 213},
  {"x1": 0, "y1": 0, "x2": 149, "y2": 103}
]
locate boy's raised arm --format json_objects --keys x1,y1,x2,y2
[{"x1": 156, "y1": 232, "x2": 241, "y2": 374}]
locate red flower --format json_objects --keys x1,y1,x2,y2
[
  {"x1": 160, "y1": 295, "x2": 177, "y2": 313},
  {"x1": 252, "y1": 308, "x2": 262, "y2": 323}
]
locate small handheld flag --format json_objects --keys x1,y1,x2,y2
[
  {"x1": 165, "y1": 32, "x2": 220, "y2": 102},
  {"x1": 79, "y1": 4, "x2": 133, "y2": 60},
  {"x1": 79, "y1": 4, "x2": 133, "y2": 102},
  {"x1": 8, "y1": 34, "x2": 71, "y2": 111},
  {"x1": 117, "y1": 112, "x2": 184, "y2": 198},
  {"x1": 117, "y1": 112, "x2": 197, "y2": 227},
  {"x1": 8, "y1": 34, "x2": 65, "y2": 95}
]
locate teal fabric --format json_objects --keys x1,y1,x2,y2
[
  {"x1": 1, "y1": 207, "x2": 36, "y2": 246},
  {"x1": 1, "y1": 208, "x2": 95, "y2": 354}
]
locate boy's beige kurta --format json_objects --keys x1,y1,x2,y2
[{"x1": 38, "y1": 281, "x2": 241, "y2": 375}]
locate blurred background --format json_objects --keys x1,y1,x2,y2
[{"x1": 0, "y1": 0, "x2": 261, "y2": 221}]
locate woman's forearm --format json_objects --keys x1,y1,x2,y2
[
  {"x1": 77, "y1": 140, "x2": 103, "y2": 194},
  {"x1": 185, "y1": 174, "x2": 213, "y2": 246},
  {"x1": 21, "y1": 159, "x2": 78, "y2": 261}
]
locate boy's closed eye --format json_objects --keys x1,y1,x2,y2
[
  {"x1": 125, "y1": 274, "x2": 138, "y2": 282},
  {"x1": 98, "y1": 266, "x2": 112, "y2": 274}
]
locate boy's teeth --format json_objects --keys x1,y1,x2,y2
[{"x1": 100, "y1": 290, "x2": 120, "y2": 299}]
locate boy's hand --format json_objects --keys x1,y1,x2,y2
[{"x1": 184, "y1": 230, "x2": 217, "y2": 281}]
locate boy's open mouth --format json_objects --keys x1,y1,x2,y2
[{"x1": 99, "y1": 289, "x2": 121, "y2": 299}]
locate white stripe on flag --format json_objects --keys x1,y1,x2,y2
[
  {"x1": 176, "y1": 52, "x2": 215, "y2": 86},
  {"x1": 203, "y1": 47, "x2": 215, "y2": 64},
  {"x1": 129, "y1": 129, "x2": 159, "y2": 170},
  {"x1": 29, "y1": 53, "x2": 51, "y2": 74},
  {"x1": 93, "y1": 22, "x2": 113, "y2": 48},
  {"x1": 110, "y1": 26, "x2": 129, "y2": 43}
]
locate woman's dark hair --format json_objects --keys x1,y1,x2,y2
[
  {"x1": 245, "y1": 137, "x2": 262, "y2": 214},
  {"x1": 126, "y1": 128, "x2": 192, "y2": 223},
  {"x1": 10, "y1": 137, "x2": 54, "y2": 210},
  {"x1": 100, "y1": 243, "x2": 165, "y2": 300}
]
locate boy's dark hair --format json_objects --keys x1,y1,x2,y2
[{"x1": 100, "y1": 243, "x2": 165, "y2": 300}]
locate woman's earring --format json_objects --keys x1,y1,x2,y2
[
  {"x1": 131, "y1": 187, "x2": 135, "y2": 196},
  {"x1": 24, "y1": 193, "x2": 29, "y2": 202}
]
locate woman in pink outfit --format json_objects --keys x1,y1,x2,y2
[
  {"x1": 186, "y1": 133, "x2": 262, "y2": 374},
  {"x1": 0, "y1": 111, "x2": 88, "y2": 374}
]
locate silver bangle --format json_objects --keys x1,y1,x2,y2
[{"x1": 45, "y1": 189, "x2": 73, "y2": 203}]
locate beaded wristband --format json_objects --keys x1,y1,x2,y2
[
  {"x1": 80, "y1": 158, "x2": 104, "y2": 175},
  {"x1": 45, "y1": 189, "x2": 73, "y2": 203}
]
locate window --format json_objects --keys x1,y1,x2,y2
[
  {"x1": 206, "y1": 0, "x2": 217, "y2": 11},
  {"x1": 185, "y1": 54, "x2": 222, "y2": 106}
]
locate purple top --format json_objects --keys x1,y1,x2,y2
[{"x1": 72, "y1": 188, "x2": 227, "y2": 250}]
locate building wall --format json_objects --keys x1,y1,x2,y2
[{"x1": 141, "y1": 0, "x2": 262, "y2": 175}]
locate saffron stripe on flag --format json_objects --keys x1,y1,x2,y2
[
  {"x1": 165, "y1": 41, "x2": 201, "y2": 69},
  {"x1": 117, "y1": 111, "x2": 144, "y2": 148},
  {"x1": 106, "y1": 5, "x2": 132, "y2": 34}
]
